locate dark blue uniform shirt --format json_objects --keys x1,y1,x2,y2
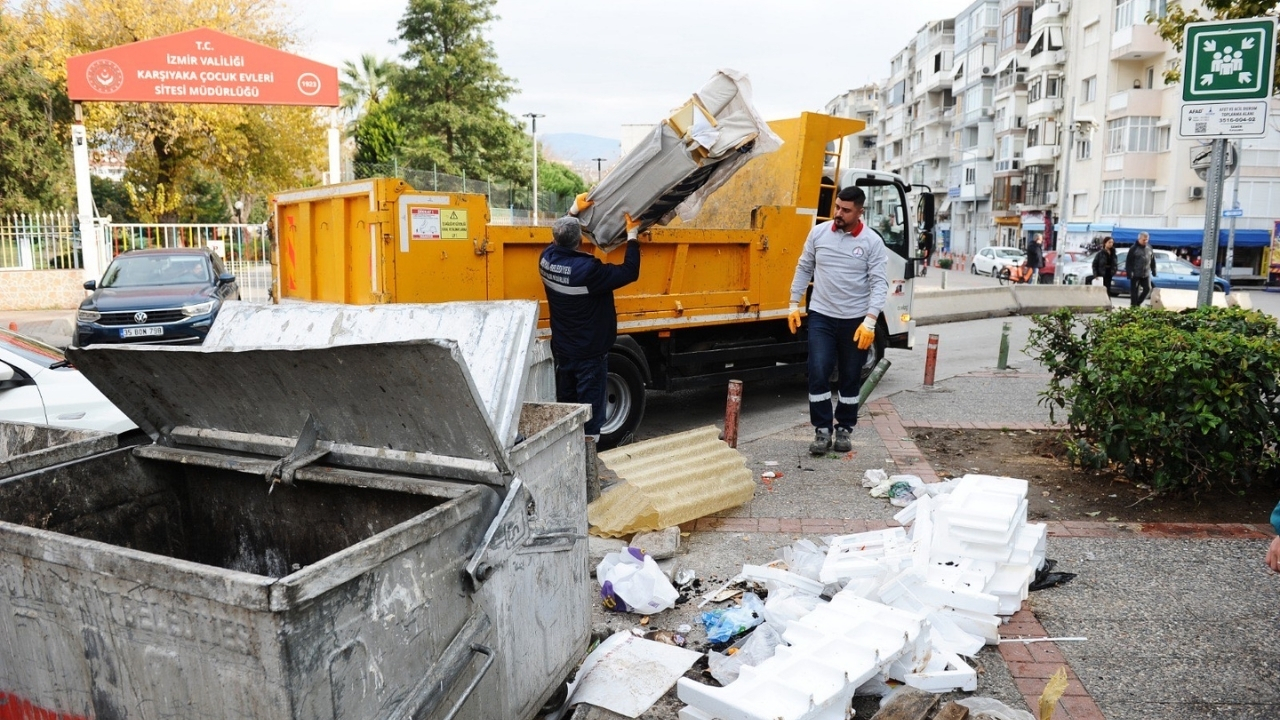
[{"x1": 539, "y1": 241, "x2": 641, "y2": 361}]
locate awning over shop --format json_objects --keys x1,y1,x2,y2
[
  {"x1": 994, "y1": 216, "x2": 1022, "y2": 226},
  {"x1": 938, "y1": 198, "x2": 952, "y2": 215},
  {"x1": 1111, "y1": 227, "x2": 1272, "y2": 248}
]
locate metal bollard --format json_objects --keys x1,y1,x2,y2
[
  {"x1": 924, "y1": 333, "x2": 939, "y2": 386},
  {"x1": 940, "y1": 269, "x2": 947, "y2": 290},
  {"x1": 723, "y1": 379, "x2": 743, "y2": 448},
  {"x1": 857, "y1": 358, "x2": 892, "y2": 413},
  {"x1": 997, "y1": 321, "x2": 1012, "y2": 370}
]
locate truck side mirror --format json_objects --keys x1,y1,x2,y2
[{"x1": 916, "y1": 194, "x2": 936, "y2": 232}]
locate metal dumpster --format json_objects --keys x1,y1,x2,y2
[
  {"x1": 0, "y1": 421, "x2": 116, "y2": 478},
  {"x1": 0, "y1": 301, "x2": 591, "y2": 720}
]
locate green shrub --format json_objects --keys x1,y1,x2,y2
[
  {"x1": 937, "y1": 257, "x2": 953, "y2": 269},
  {"x1": 1027, "y1": 306, "x2": 1280, "y2": 492}
]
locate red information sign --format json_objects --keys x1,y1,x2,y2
[{"x1": 67, "y1": 27, "x2": 339, "y2": 106}]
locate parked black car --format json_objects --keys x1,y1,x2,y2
[{"x1": 75, "y1": 248, "x2": 240, "y2": 346}]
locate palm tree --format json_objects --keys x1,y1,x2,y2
[{"x1": 340, "y1": 54, "x2": 396, "y2": 118}]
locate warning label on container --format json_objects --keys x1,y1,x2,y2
[
  {"x1": 441, "y1": 209, "x2": 469, "y2": 239},
  {"x1": 411, "y1": 207, "x2": 441, "y2": 239}
]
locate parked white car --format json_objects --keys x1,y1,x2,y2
[
  {"x1": 971, "y1": 246, "x2": 1027, "y2": 276},
  {"x1": 0, "y1": 329, "x2": 134, "y2": 433}
]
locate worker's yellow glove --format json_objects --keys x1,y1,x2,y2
[
  {"x1": 569, "y1": 192, "x2": 593, "y2": 217},
  {"x1": 853, "y1": 317, "x2": 876, "y2": 350},
  {"x1": 787, "y1": 302, "x2": 803, "y2": 334},
  {"x1": 624, "y1": 212, "x2": 643, "y2": 241}
]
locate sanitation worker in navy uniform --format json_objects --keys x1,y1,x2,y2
[
  {"x1": 539, "y1": 199, "x2": 642, "y2": 443},
  {"x1": 786, "y1": 185, "x2": 888, "y2": 456}
]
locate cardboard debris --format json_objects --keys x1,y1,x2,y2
[{"x1": 588, "y1": 426, "x2": 755, "y2": 537}]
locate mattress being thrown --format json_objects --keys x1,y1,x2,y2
[{"x1": 576, "y1": 68, "x2": 783, "y2": 252}]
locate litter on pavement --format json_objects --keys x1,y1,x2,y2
[{"x1": 547, "y1": 630, "x2": 701, "y2": 720}]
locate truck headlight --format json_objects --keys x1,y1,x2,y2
[{"x1": 182, "y1": 300, "x2": 217, "y2": 317}]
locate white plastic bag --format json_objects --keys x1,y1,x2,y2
[
  {"x1": 776, "y1": 538, "x2": 827, "y2": 581},
  {"x1": 762, "y1": 587, "x2": 824, "y2": 631},
  {"x1": 597, "y1": 548, "x2": 679, "y2": 614},
  {"x1": 707, "y1": 622, "x2": 783, "y2": 685},
  {"x1": 956, "y1": 697, "x2": 1036, "y2": 720},
  {"x1": 862, "y1": 468, "x2": 889, "y2": 488}
]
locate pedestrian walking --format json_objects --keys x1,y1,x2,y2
[
  {"x1": 1085, "y1": 237, "x2": 1117, "y2": 293},
  {"x1": 539, "y1": 203, "x2": 642, "y2": 443},
  {"x1": 787, "y1": 186, "x2": 888, "y2": 456},
  {"x1": 1126, "y1": 232, "x2": 1157, "y2": 307},
  {"x1": 1025, "y1": 233, "x2": 1045, "y2": 284}
]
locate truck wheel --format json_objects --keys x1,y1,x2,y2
[{"x1": 600, "y1": 352, "x2": 646, "y2": 449}]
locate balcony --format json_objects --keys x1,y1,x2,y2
[
  {"x1": 917, "y1": 139, "x2": 952, "y2": 160},
  {"x1": 1023, "y1": 144, "x2": 1060, "y2": 165},
  {"x1": 994, "y1": 157, "x2": 1023, "y2": 173},
  {"x1": 919, "y1": 69, "x2": 953, "y2": 93},
  {"x1": 1027, "y1": 47, "x2": 1066, "y2": 72},
  {"x1": 1111, "y1": 24, "x2": 1166, "y2": 61},
  {"x1": 1106, "y1": 88, "x2": 1164, "y2": 118},
  {"x1": 1027, "y1": 96, "x2": 1064, "y2": 119},
  {"x1": 1031, "y1": 2, "x2": 1063, "y2": 26}
]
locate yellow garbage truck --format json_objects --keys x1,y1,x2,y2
[{"x1": 271, "y1": 112, "x2": 934, "y2": 447}]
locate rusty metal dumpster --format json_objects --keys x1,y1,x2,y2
[
  {"x1": 0, "y1": 301, "x2": 590, "y2": 720},
  {"x1": 0, "y1": 421, "x2": 116, "y2": 478}
]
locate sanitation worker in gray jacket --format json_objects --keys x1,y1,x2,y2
[
  {"x1": 787, "y1": 185, "x2": 888, "y2": 456},
  {"x1": 539, "y1": 205, "x2": 642, "y2": 443}
]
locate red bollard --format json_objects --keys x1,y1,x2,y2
[
  {"x1": 923, "y1": 333, "x2": 939, "y2": 387},
  {"x1": 723, "y1": 379, "x2": 743, "y2": 448}
]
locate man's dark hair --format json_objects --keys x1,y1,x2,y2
[
  {"x1": 836, "y1": 186, "x2": 865, "y2": 206},
  {"x1": 552, "y1": 216, "x2": 582, "y2": 249}
]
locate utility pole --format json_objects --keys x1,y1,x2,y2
[
  {"x1": 523, "y1": 112, "x2": 545, "y2": 224},
  {"x1": 591, "y1": 157, "x2": 607, "y2": 183}
]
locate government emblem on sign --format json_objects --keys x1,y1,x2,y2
[{"x1": 85, "y1": 59, "x2": 124, "y2": 94}]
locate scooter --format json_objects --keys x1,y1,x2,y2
[{"x1": 996, "y1": 263, "x2": 1037, "y2": 285}]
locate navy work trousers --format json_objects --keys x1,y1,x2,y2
[
  {"x1": 806, "y1": 311, "x2": 870, "y2": 432},
  {"x1": 556, "y1": 353, "x2": 608, "y2": 438}
]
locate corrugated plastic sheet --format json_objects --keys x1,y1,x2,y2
[{"x1": 588, "y1": 426, "x2": 755, "y2": 538}]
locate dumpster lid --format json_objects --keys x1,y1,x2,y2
[
  {"x1": 202, "y1": 300, "x2": 539, "y2": 448},
  {"x1": 68, "y1": 338, "x2": 516, "y2": 480}
]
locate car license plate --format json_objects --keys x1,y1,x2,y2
[{"x1": 121, "y1": 326, "x2": 163, "y2": 338}]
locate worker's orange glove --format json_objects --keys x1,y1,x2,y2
[
  {"x1": 853, "y1": 317, "x2": 876, "y2": 350},
  {"x1": 569, "y1": 192, "x2": 593, "y2": 217},
  {"x1": 624, "y1": 212, "x2": 643, "y2": 241},
  {"x1": 787, "y1": 302, "x2": 803, "y2": 334}
]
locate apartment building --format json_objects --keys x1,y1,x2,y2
[
  {"x1": 823, "y1": 84, "x2": 881, "y2": 173},
  {"x1": 906, "y1": 20, "x2": 958, "y2": 228},
  {"x1": 991, "y1": 0, "x2": 1034, "y2": 246},
  {"x1": 947, "y1": 0, "x2": 1001, "y2": 256},
  {"x1": 1057, "y1": 0, "x2": 1280, "y2": 280}
]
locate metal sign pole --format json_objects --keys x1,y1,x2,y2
[
  {"x1": 1197, "y1": 138, "x2": 1226, "y2": 307},
  {"x1": 1224, "y1": 140, "x2": 1241, "y2": 282}
]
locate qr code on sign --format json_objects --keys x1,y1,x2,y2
[{"x1": 1195, "y1": 122, "x2": 1208, "y2": 133}]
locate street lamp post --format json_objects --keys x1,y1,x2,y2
[
  {"x1": 523, "y1": 112, "x2": 545, "y2": 224},
  {"x1": 591, "y1": 157, "x2": 607, "y2": 183},
  {"x1": 233, "y1": 200, "x2": 244, "y2": 224}
]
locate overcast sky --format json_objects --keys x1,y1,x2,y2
[{"x1": 288, "y1": 0, "x2": 971, "y2": 140}]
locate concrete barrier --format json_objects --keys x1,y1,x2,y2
[
  {"x1": 1151, "y1": 288, "x2": 1230, "y2": 311},
  {"x1": 914, "y1": 287, "x2": 1017, "y2": 326},
  {"x1": 1011, "y1": 285, "x2": 1113, "y2": 315}
]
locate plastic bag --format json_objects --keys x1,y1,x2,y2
[
  {"x1": 762, "y1": 587, "x2": 824, "y2": 631},
  {"x1": 701, "y1": 592, "x2": 764, "y2": 643},
  {"x1": 707, "y1": 622, "x2": 783, "y2": 684},
  {"x1": 775, "y1": 538, "x2": 827, "y2": 581},
  {"x1": 597, "y1": 547, "x2": 679, "y2": 614},
  {"x1": 955, "y1": 697, "x2": 1036, "y2": 720},
  {"x1": 862, "y1": 468, "x2": 888, "y2": 488}
]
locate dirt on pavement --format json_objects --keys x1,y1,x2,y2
[{"x1": 910, "y1": 427, "x2": 1280, "y2": 525}]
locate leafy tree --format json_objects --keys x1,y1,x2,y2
[
  {"x1": 9, "y1": 0, "x2": 328, "y2": 221},
  {"x1": 353, "y1": 96, "x2": 406, "y2": 168},
  {"x1": 1153, "y1": 2, "x2": 1280, "y2": 91},
  {"x1": 340, "y1": 54, "x2": 397, "y2": 118},
  {"x1": 537, "y1": 157, "x2": 587, "y2": 201},
  {"x1": 393, "y1": 0, "x2": 527, "y2": 182},
  {"x1": 0, "y1": 13, "x2": 72, "y2": 214},
  {"x1": 89, "y1": 175, "x2": 135, "y2": 222}
]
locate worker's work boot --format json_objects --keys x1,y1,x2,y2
[
  {"x1": 832, "y1": 427, "x2": 853, "y2": 453},
  {"x1": 809, "y1": 428, "x2": 832, "y2": 455}
]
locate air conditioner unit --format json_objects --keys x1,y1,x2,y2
[
  {"x1": 1016, "y1": 116, "x2": 1026, "y2": 128},
  {"x1": 930, "y1": 158, "x2": 940, "y2": 167},
  {"x1": 982, "y1": 66, "x2": 993, "y2": 75},
  {"x1": 1189, "y1": 186, "x2": 1205, "y2": 200},
  {"x1": 1046, "y1": 191, "x2": 1059, "y2": 204}
]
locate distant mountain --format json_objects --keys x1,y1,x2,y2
[{"x1": 540, "y1": 133, "x2": 622, "y2": 170}]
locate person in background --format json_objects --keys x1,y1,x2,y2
[
  {"x1": 787, "y1": 186, "x2": 888, "y2": 456},
  {"x1": 539, "y1": 201, "x2": 642, "y2": 444},
  {"x1": 1126, "y1": 231, "x2": 1157, "y2": 307},
  {"x1": 1025, "y1": 233, "x2": 1045, "y2": 284},
  {"x1": 1267, "y1": 499, "x2": 1280, "y2": 572},
  {"x1": 1085, "y1": 237, "x2": 1117, "y2": 294}
]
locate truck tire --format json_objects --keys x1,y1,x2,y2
[{"x1": 601, "y1": 351, "x2": 646, "y2": 449}]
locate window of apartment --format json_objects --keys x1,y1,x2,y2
[
  {"x1": 965, "y1": 167, "x2": 977, "y2": 184},
  {"x1": 1115, "y1": 0, "x2": 1167, "y2": 30},
  {"x1": 1102, "y1": 179, "x2": 1155, "y2": 215},
  {"x1": 1018, "y1": 7, "x2": 1032, "y2": 44},
  {"x1": 1145, "y1": 66, "x2": 1155, "y2": 88},
  {"x1": 1027, "y1": 125, "x2": 1040, "y2": 146},
  {"x1": 1084, "y1": 22, "x2": 1099, "y2": 47},
  {"x1": 934, "y1": 52, "x2": 944, "y2": 72},
  {"x1": 1028, "y1": 77, "x2": 1042, "y2": 102},
  {"x1": 1106, "y1": 116, "x2": 1167, "y2": 153},
  {"x1": 1046, "y1": 76, "x2": 1062, "y2": 98},
  {"x1": 1082, "y1": 76, "x2": 1097, "y2": 103},
  {"x1": 1076, "y1": 137, "x2": 1092, "y2": 160},
  {"x1": 1072, "y1": 192, "x2": 1089, "y2": 217},
  {"x1": 1002, "y1": 12, "x2": 1017, "y2": 50}
]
